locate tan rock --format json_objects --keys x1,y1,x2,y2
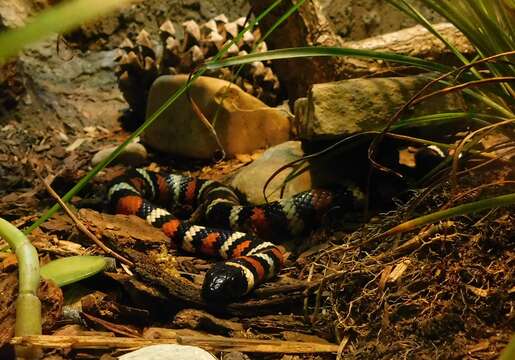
[
  {"x1": 91, "y1": 142, "x2": 148, "y2": 167},
  {"x1": 294, "y1": 74, "x2": 465, "y2": 140},
  {"x1": 143, "y1": 75, "x2": 291, "y2": 159},
  {"x1": 227, "y1": 141, "x2": 312, "y2": 204}
]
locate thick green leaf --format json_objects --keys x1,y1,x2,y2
[
  {"x1": 40, "y1": 255, "x2": 107, "y2": 287},
  {"x1": 0, "y1": 218, "x2": 41, "y2": 340}
]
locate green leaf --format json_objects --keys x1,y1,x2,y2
[
  {"x1": 392, "y1": 112, "x2": 497, "y2": 130},
  {"x1": 500, "y1": 334, "x2": 515, "y2": 360},
  {"x1": 40, "y1": 255, "x2": 107, "y2": 287},
  {"x1": 0, "y1": 218, "x2": 41, "y2": 341},
  {"x1": 382, "y1": 192, "x2": 515, "y2": 237},
  {"x1": 0, "y1": 0, "x2": 135, "y2": 64},
  {"x1": 205, "y1": 46, "x2": 451, "y2": 73}
]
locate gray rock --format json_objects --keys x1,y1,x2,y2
[
  {"x1": 17, "y1": 40, "x2": 122, "y2": 131},
  {"x1": 119, "y1": 344, "x2": 216, "y2": 360},
  {"x1": 144, "y1": 75, "x2": 290, "y2": 159},
  {"x1": 91, "y1": 142, "x2": 148, "y2": 167},
  {"x1": 294, "y1": 75, "x2": 465, "y2": 140},
  {"x1": 227, "y1": 141, "x2": 311, "y2": 204}
]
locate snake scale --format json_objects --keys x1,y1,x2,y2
[{"x1": 108, "y1": 168, "x2": 358, "y2": 303}]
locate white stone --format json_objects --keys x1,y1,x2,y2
[{"x1": 119, "y1": 344, "x2": 216, "y2": 360}]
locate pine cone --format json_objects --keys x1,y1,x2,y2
[{"x1": 115, "y1": 15, "x2": 282, "y2": 127}]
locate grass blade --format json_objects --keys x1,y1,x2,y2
[
  {"x1": 205, "y1": 46, "x2": 450, "y2": 72},
  {"x1": 381, "y1": 192, "x2": 515, "y2": 237},
  {"x1": 0, "y1": 0, "x2": 135, "y2": 63}
]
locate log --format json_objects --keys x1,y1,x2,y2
[
  {"x1": 250, "y1": 0, "x2": 344, "y2": 100},
  {"x1": 249, "y1": 0, "x2": 473, "y2": 100}
]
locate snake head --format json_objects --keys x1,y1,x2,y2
[{"x1": 202, "y1": 263, "x2": 249, "y2": 304}]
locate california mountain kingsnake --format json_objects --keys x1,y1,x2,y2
[{"x1": 108, "y1": 168, "x2": 357, "y2": 303}]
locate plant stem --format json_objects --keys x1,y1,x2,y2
[{"x1": 0, "y1": 218, "x2": 42, "y2": 359}]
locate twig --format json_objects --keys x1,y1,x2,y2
[
  {"x1": 35, "y1": 170, "x2": 133, "y2": 266},
  {"x1": 186, "y1": 72, "x2": 226, "y2": 161},
  {"x1": 311, "y1": 260, "x2": 330, "y2": 324},
  {"x1": 336, "y1": 335, "x2": 350, "y2": 360},
  {"x1": 10, "y1": 334, "x2": 340, "y2": 353},
  {"x1": 188, "y1": 93, "x2": 226, "y2": 161},
  {"x1": 261, "y1": 130, "x2": 498, "y2": 203},
  {"x1": 372, "y1": 221, "x2": 455, "y2": 262},
  {"x1": 367, "y1": 50, "x2": 515, "y2": 178},
  {"x1": 451, "y1": 119, "x2": 515, "y2": 188},
  {"x1": 303, "y1": 263, "x2": 315, "y2": 323},
  {"x1": 412, "y1": 77, "x2": 515, "y2": 105}
]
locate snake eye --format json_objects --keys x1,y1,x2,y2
[{"x1": 202, "y1": 263, "x2": 248, "y2": 304}]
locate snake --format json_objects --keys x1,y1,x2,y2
[{"x1": 108, "y1": 168, "x2": 358, "y2": 303}]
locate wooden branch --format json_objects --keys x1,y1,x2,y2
[
  {"x1": 36, "y1": 173, "x2": 133, "y2": 266},
  {"x1": 10, "y1": 334, "x2": 340, "y2": 353},
  {"x1": 344, "y1": 22, "x2": 473, "y2": 57}
]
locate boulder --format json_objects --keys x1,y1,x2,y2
[
  {"x1": 294, "y1": 75, "x2": 465, "y2": 140},
  {"x1": 143, "y1": 75, "x2": 291, "y2": 159},
  {"x1": 91, "y1": 142, "x2": 148, "y2": 167},
  {"x1": 227, "y1": 141, "x2": 311, "y2": 204},
  {"x1": 227, "y1": 140, "x2": 366, "y2": 209}
]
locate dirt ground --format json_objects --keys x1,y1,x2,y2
[{"x1": 0, "y1": 1, "x2": 513, "y2": 359}]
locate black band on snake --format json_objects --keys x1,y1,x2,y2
[{"x1": 108, "y1": 168, "x2": 357, "y2": 303}]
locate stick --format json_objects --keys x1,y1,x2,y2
[
  {"x1": 10, "y1": 334, "x2": 340, "y2": 353},
  {"x1": 35, "y1": 170, "x2": 133, "y2": 266}
]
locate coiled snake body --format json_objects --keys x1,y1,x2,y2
[{"x1": 108, "y1": 168, "x2": 357, "y2": 303}]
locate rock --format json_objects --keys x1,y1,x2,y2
[
  {"x1": 91, "y1": 142, "x2": 148, "y2": 167},
  {"x1": 227, "y1": 140, "x2": 367, "y2": 208},
  {"x1": 0, "y1": 0, "x2": 31, "y2": 28},
  {"x1": 17, "y1": 42, "x2": 123, "y2": 131},
  {"x1": 222, "y1": 352, "x2": 251, "y2": 360},
  {"x1": 118, "y1": 344, "x2": 216, "y2": 360},
  {"x1": 143, "y1": 75, "x2": 290, "y2": 159},
  {"x1": 227, "y1": 141, "x2": 311, "y2": 204},
  {"x1": 294, "y1": 75, "x2": 465, "y2": 140}
]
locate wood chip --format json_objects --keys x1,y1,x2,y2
[
  {"x1": 466, "y1": 285, "x2": 490, "y2": 298},
  {"x1": 387, "y1": 259, "x2": 410, "y2": 283}
]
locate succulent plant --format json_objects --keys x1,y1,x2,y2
[{"x1": 115, "y1": 15, "x2": 281, "y2": 127}]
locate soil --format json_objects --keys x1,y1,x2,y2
[{"x1": 0, "y1": 1, "x2": 513, "y2": 359}]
